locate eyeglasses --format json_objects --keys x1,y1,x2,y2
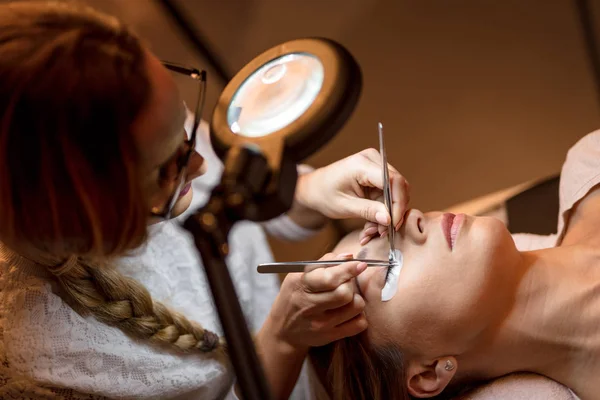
[{"x1": 149, "y1": 61, "x2": 207, "y2": 220}]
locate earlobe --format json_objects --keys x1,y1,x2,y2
[{"x1": 406, "y1": 356, "x2": 458, "y2": 398}]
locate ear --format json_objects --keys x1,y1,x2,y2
[{"x1": 406, "y1": 357, "x2": 458, "y2": 398}]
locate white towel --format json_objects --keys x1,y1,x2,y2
[{"x1": 455, "y1": 373, "x2": 578, "y2": 400}]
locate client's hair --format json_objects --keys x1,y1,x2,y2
[
  {"x1": 310, "y1": 332, "x2": 412, "y2": 400},
  {"x1": 311, "y1": 332, "x2": 471, "y2": 400},
  {"x1": 0, "y1": 1, "x2": 224, "y2": 357}
]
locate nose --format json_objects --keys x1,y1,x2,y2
[
  {"x1": 401, "y1": 209, "x2": 428, "y2": 245},
  {"x1": 185, "y1": 151, "x2": 206, "y2": 182}
]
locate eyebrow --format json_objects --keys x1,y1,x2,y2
[{"x1": 357, "y1": 247, "x2": 368, "y2": 260}]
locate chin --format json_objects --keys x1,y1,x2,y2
[{"x1": 171, "y1": 189, "x2": 194, "y2": 218}]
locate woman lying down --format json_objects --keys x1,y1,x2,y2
[{"x1": 310, "y1": 130, "x2": 600, "y2": 400}]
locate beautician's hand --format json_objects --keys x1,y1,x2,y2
[
  {"x1": 295, "y1": 148, "x2": 410, "y2": 229},
  {"x1": 254, "y1": 253, "x2": 367, "y2": 400},
  {"x1": 262, "y1": 253, "x2": 368, "y2": 351},
  {"x1": 359, "y1": 193, "x2": 398, "y2": 245}
]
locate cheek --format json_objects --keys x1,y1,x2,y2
[
  {"x1": 389, "y1": 235, "x2": 493, "y2": 328},
  {"x1": 468, "y1": 218, "x2": 516, "y2": 280},
  {"x1": 369, "y1": 219, "x2": 518, "y2": 349},
  {"x1": 171, "y1": 189, "x2": 194, "y2": 217},
  {"x1": 367, "y1": 290, "x2": 445, "y2": 355},
  {"x1": 439, "y1": 219, "x2": 517, "y2": 325},
  {"x1": 187, "y1": 152, "x2": 206, "y2": 180}
]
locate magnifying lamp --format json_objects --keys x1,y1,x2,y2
[
  {"x1": 209, "y1": 37, "x2": 362, "y2": 221},
  {"x1": 156, "y1": 3, "x2": 361, "y2": 399}
]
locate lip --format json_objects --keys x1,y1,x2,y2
[
  {"x1": 447, "y1": 213, "x2": 465, "y2": 250},
  {"x1": 441, "y1": 213, "x2": 455, "y2": 249},
  {"x1": 178, "y1": 182, "x2": 192, "y2": 198}
]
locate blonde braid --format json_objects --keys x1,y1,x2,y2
[{"x1": 48, "y1": 256, "x2": 228, "y2": 359}]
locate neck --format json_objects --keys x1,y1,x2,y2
[{"x1": 463, "y1": 245, "x2": 600, "y2": 397}]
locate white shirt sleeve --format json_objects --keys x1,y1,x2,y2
[{"x1": 262, "y1": 164, "x2": 323, "y2": 242}]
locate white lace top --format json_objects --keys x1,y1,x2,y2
[{"x1": 0, "y1": 122, "x2": 315, "y2": 400}]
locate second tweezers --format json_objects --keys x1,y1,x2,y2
[{"x1": 257, "y1": 259, "x2": 392, "y2": 273}]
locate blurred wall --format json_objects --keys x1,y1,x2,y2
[{"x1": 19, "y1": 0, "x2": 600, "y2": 259}]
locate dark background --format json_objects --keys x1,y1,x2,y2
[{"x1": 25, "y1": 0, "x2": 600, "y2": 259}]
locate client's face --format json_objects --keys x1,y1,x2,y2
[{"x1": 355, "y1": 209, "x2": 521, "y2": 357}]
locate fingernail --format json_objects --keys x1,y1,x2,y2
[
  {"x1": 380, "y1": 230, "x2": 388, "y2": 238},
  {"x1": 360, "y1": 237, "x2": 370, "y2": 246},
  {"x1": 338, "y1": 252, "x2": 353, "y2": 259},
  {"x1": 375, "y1": 211, "x2": 390, "y2": 225},
  {"x1": 356, "y1": 262, "x2": 367, "y2": 273},
  {"x1": 364, "y1": 227, "x2": 378, "y2": 235}
]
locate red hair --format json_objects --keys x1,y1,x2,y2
[
  {"x1": 0, "y1": 1, "x2": 226, "y2": 359},
  {"x1": 0, "y1": 1, "x2": 149, "y2": 258}
]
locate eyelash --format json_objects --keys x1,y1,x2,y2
[
  {"x1": 385, "y1": 264, "x2": 394, "y2": 282},
  {"x1": 385, "y1": 262, "x2": 400, "y2": 283},
  {"x1": 383, "y1": 220, "x2": 419, "y2": 284}
]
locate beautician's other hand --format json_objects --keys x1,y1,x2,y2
[
  {"x1": 359, "y1": 193, "x2": 399, "y2": 245},
  {"x1": 296, "y1": 148, "x2": 409, "y2": 229},
  {"x1": 263, "y1": 253, "x2": 368, "y2": 351}
]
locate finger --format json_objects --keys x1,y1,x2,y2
[
  {"x1": 357, "y1": 148, "x2": 380, "y2": 164},
  {"x1": 330, "y1": 313, "x2": 368, "y2": 341},
  {"x1": 303, "y1": 261, "x2": 367, "y2": 293},
  {"x1": 303, "y1": 252, "x2": 336, "y2": 273},
  {"x1": 364, "y1": 225, "x2": 378, "y2": 237},
  {"x1": 359, "y1": 221, "x2": 378, "y2": 245},
  {"x1": 348, "y1": 197, "x2": 391, "y2": 226},
  {"x1": 351, "y1": 159, "x2": 409, "y2": 226},
  {"x1": 356, "y1": 152, "x2": 409, "y2": 229},
  {"x1": 359, "y1": 228, "x2": 378, "y2": 245},
  {"x1": 363, "y1": 220, "x2": 378, "y2": 231},
  {"x1": 305, "y1": 280, "x2": 357, "y2": 310},
  {"x1": 390, "y1": 173, "x2": 410, "y2": 230},
  {"x1": 358, "y1": 148, "x2": 401, "y2": 177},
  {"x1": 311, "y1": 293, "x2": 365, "y2": 328},
  {"x1": 353, "y1": 157, "x2": 386, "y2": 190},
  {"x1": 304, "y1": 252, "x2": 353, "y2": 275},
  {"x1": 360, "y1": 233, "x2": 374, "y2": 246},
  {"x1": 368, "y1": 189, "x2": 385, "y2": 202}
]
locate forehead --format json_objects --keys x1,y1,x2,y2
[
  {"x1": 360, "y1": 236, "x2": 391, "y2": 269},
  {"x1": 356, "y1": 240, "x2": 388, "y2": 294}
]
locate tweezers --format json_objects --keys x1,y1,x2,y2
[
  {"x1": 257, "y1": 259, "x2": 391, "y2": 274},
  {"x1": 256, "y1": 122, "x2": 397, "y2": 275},
  {"x1": 379, "y1": 122, "x2": 398, "y2": 264}
]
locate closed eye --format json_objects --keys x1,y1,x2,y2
[{"x1": 385, "y1": 262, "x2": 399, "y2": 283}]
